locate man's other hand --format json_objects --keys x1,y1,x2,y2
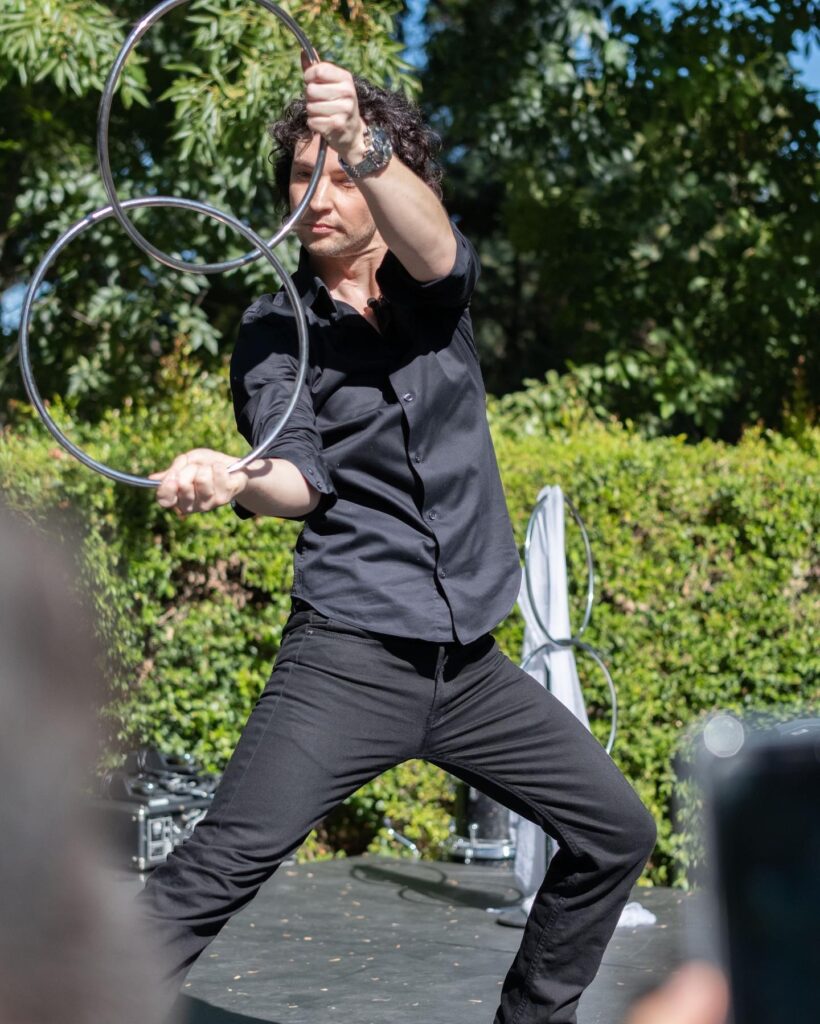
[
  {"x1": 624, "y1": 960, "x2": 730, "y2": 1024},
  {"x1": 149, "y1": 449, "x2": 247, "y2": 516}
]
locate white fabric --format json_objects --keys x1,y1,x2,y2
[
  {"x1": 616, "y1": 901, "x2": 657, "y2": 927},
  {"x1": 511, "y1": 485, "x2": 589, "y2": 899},
  {"x1": 508, "y1": 485, "x2": 650, "y2": 931}
]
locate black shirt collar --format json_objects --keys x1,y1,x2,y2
[{"x1": 292, "y1": 245, "x2": 337, "y2": 320}]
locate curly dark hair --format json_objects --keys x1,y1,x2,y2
[{"x1": 267, "y1": 75, "x2": 444, "y2": 211}]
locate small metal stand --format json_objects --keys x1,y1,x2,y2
[{"x1": 443, "y1": 784, "x2": 516, "y2": 864}]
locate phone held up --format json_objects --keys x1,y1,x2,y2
[{"x1": 689, "y1": 713, "x2": 820, "y2": 1024}]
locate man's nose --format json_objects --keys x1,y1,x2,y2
[{"x1": 306, "y1": 175, "x2": 332, "y2": 210}]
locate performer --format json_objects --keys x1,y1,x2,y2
[{"x1": 142, "y1": 56, "x2": 656, "y2": 1024}]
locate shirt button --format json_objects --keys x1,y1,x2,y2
[
  {"x1": 402, "y1": 392, "x2": 415, "y2": 402},
  {"x1": 414, "y1": 453, "x2": 422, "y2": 463},
  {"x1": 427, "y1": 510, "x2": 438, "y2": 521},
  {"x1": 439, "y1": 568, "x2": 447, "y2": 578}
]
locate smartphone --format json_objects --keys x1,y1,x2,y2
[{"x1": 694, "y1": 714, "x2": 820, "y2": 1024}]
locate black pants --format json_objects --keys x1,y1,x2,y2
[{"x1": 135, "y1": 601, "x2": 656, "y2": 1024}]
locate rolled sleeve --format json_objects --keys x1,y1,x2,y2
[
  {"x1": 229, "y1": 301, "x2": 337, "y2": 521},
  {"x1": 375, "y1": 219, "x2": 480, "y2": 309}
]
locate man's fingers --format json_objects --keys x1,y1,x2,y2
[
  {"x1": 151, "y1": 450, "x2": 236, "y2": 514},
  {"x1": 172, "y1": 463, "x2": 205, "y2": 514},
  {"x1": 156, "y1": 474, "x2": 179, "y2": 508},
  {"x1": 304, "y1": 60, "x2": 346, "y2": 84},
  {"x1": 305, "y1": 81, "x2": 354, "y2": 101},
  {"x1": 193, "y1": 465, "x2": 217, "y2": 505}
]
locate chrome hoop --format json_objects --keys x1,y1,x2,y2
[
  {"x1": 520, "y1": 639, "x2": 618, "y2": 754},
  {"x1": 18, "y1": 196, "x2": 308, "y2": 488},
  {"x1": 523, "y1": 489, "x2": 595, "y2": 645},
  {"x1": 97, "y1": 0, "x2": 327, "y2": 274}
]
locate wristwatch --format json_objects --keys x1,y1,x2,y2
[{"x1": 339, "y1": 124, "x2": 393, "y2": 181}]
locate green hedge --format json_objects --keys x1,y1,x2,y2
[{"x1": 1, "y1": 367, "x2": 817, "y2": 886}]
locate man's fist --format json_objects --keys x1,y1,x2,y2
[
  {"x1": 301, "y1": 51, "x2": 367, "y2": 163},
  {"x1": 149, "y1": 449, "x2": 247, "y2": 516}
]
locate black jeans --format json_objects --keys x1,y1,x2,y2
[{"x1": 135, "y1": 601, "x2": 656, "y2": 1024}]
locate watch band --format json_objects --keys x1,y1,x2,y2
[{"x1": 339, "y1": 124, "x2": 393, "y2": 181}]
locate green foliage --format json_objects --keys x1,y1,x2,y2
[
  {"x1": 0, "y1": 0, "x2": 415, "y2": 419},
  {"x1": 1, "y1": 375, "x2": 816, "y2": 884},
  {"x1": 421, "y1": 0, "x2": 819, "y2": 438}
]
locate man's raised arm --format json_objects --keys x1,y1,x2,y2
[{"x1": 302, "y1": 57, "x2": 457, "y2": 283}]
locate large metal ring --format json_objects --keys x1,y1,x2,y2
[
  {"x1": 97, "y1": 0, "x2": 327, "y2": 274},
  {"x1": 520, "y1": 639, "x2": 618, "y2": 754},
  {"x1": 523, "y1": 490, "x2": 595, "y2": 646},
  {"x1": 18, "y1": 195, "x2": 309, "y2": 489}
]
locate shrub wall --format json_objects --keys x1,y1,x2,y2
[{"x1": 1, "y1": 373, "x2": 816, "y2": 887}]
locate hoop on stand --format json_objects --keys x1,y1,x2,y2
[{"x1": 520, "y1": 491, "x2": 619, "y2": 754}]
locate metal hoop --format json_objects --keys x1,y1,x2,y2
[
  {"x1": 523, "y1": 489, "x2": 595, "y2": 646},
  {"x1": 520, "y1": 640, "x2": 618, "y2": 754},
  {"x1": 18, "y1": 196, "x2": 309, "y2": 489},
  {"x1": 97, "y1": 0, "x2": 327, "y2": 274}
]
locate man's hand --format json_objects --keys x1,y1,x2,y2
[
  {"x1": 301, "y1": 51, "x2": 367, "y2": 164},
  {"x1": 149, "y1": 449, "x2": 247, "y2": 516},
  {"x1": 623, "y1": 960, "x2": 730, "y2": 1024}
]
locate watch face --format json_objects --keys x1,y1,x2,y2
[
  {"x1": 371, "y1": 127, "x2": 389, "y2": 152},
  {"x1": 370, "y1": 128, "x2": 393, "y2": 164},
  {"x1": 342, "y1": 127, "x2": 392, "y2": 178}
]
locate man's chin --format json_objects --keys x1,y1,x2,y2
[{"x1": 303, "y1": 235, "x2": 350, "y2": 257}]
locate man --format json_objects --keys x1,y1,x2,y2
[{"x1": 142, "y1": 57, "x2": 656, "y2": 1024}]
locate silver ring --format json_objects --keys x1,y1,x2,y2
[
  {"x1": 523, "y1": 490, "x2": 595, "y2": 645},
  {"x1": 18, "y1": 196, "x2": 309, "y2": 489},
  {"x1": 97, "y1": 0, "x2": 327, "y2": 274},
  {"x1": 520, "y1": 639, "x2": 618, "y2": 754}
]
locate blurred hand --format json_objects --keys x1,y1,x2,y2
[
  {"x1": 625, "y1": 960, "x2": 730, "y2": 1024},
  {"x1": 149, "y1": 448, "x2": 247, "y2": 516},
  {"x1": 301, "y1": 50, "x2": 366, "y2": 162}
]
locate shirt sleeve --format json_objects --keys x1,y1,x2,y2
[
  {"x1": 374, "y1": 219, "x2": 480, "y2": 309},
  {"x1": 229, "y1": 299, "x2": 336, "y2": 521}
]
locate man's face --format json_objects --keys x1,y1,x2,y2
[{"x1": 288, "y1": 133, "x2": 381, "y2": 259}]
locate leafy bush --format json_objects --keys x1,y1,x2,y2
[
  {"x1": 0, "y1": 0, "x2": 414, "y2": 418},
  {"x1": 1, "y1": 368, "x2": 816, "y2": 885}
]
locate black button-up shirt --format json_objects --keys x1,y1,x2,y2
[{"x1": 229, "y1": 220, "x2": 521, "y2": 643}]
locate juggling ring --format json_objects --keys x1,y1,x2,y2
[
  {"x1": 520, "y1": 491, "x2": 618, "y2": 753},
  {"x1": 523, "y1": 490, "x2": 595, "y2": 645},
  {"x1": 98, "y1": 0, "x2": 328, "y2": 275},
  {"x1": 521, "y1": 641, "x2": 617, "y2": 755},
  {"x1": 18, "y1": 197, "x2": 309, "y2": 489},
  {"x1": 20, "y1": 0, "x2": 328, "y2": 488}
]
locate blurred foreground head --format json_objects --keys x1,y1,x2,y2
[{"x1": 0, "y1": 507, "x2": 172, "y2": 1024}]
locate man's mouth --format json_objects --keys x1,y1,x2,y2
[{"x1": 306, "y1": 223, "x2": 335, "y2": 233}]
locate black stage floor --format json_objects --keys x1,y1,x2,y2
[{"x1": 125, "y1": 854, "x2": 709, "y2": 1024}]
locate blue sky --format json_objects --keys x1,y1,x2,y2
[{"x1": 401, "y1": 0, "x2": 820, "y2": 91}]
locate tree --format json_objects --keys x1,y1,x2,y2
[
  {"x1": 421, "y1": 0, "x2": 819, "y2": 438},
  {"x1": 0, "y1": 0, "x2": 414, "y2": 423}
]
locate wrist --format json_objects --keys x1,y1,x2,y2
[
  {"x1": 229, "y1": 466, "x2": 250, "y2": 502},
  {"x1": 338, "y1": 121, "x2": 369, "y2": 166},
  {"x1": 339, "y1": 124, "x2": 393, "y2": 182}
]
